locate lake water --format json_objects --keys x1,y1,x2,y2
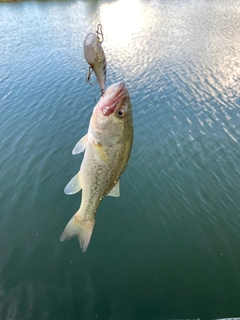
[{"x1": 0, "y1": 0, "x2": 240, "y2": 319}]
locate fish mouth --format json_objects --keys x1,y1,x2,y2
[{"x1": 100, "y1": 82, "x2": 128, "y2": 116}]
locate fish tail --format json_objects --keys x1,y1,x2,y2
[{"x1": 60, "y1": 212, "x2": 95, "y2": 253}]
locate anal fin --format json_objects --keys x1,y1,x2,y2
[{"x1": 64, "y1": 171, "x2": 82, "y2": 195}]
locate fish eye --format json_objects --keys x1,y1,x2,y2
[{"x1": 117, "y1": 109, "x2": 125, "y2": 118}]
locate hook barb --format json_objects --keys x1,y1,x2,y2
[{"x1": 85, "y1": 66, "x2": 97, "y2": 86}]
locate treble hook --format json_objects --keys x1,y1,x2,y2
[
  {"x1": 96, "y1": 23, "x2": 104, "y2": 43},
  {"x1": 94, "y1": 90, "x2": 104, "y2": 103},
  {"x1": 85, "y1": 66, "x2": 97, "y2": 86}
]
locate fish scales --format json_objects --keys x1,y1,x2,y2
[{"x1": 61, "y1": 82, "x2": 133, "y2": 252}]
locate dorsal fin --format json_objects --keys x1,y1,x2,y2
[{"x1": 106, "y1": 180, "x2": 120, "y2": 197}]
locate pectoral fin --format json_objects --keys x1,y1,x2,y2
[
  {"x1": 107, "y1": 180, "x2": 120, "y2": 197},
  {"x1": 72, "y1": 134, "x2": 88, "y2": 155},
  {"x1": 93, "y1": 141, "x2": 108, "y2": 163},
  {"x1": 64, "y1": 171, "x2": 82, "y2": 195}
]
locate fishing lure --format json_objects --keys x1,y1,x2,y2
[{"x1": 84, "y1": 24, "x2": 106, "y2": 96}]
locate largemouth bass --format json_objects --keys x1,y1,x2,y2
[
  {"x1": 84, "y1": 32, "x2": 106, "y2": 96},
  {"x1": 60, "y1": 82, "x2": 133, "y2": 252}
]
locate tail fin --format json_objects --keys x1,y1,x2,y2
[{"x1": 60, "y1": 213, "x2": 95, "y2": 253}]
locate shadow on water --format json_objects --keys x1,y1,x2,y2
[{"x1": 0, "y1": 245, "x2": 97, "y2": 320}]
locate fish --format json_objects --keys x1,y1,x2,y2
[
  {"x1": 60, "y1": 82, "x2": 133, "y2": 252},
  {"x1": 84, "y1": 32, "x2": 107, "y2": 96}
]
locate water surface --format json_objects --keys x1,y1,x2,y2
[{"x1": 0, "y1": 0, "x2": 240, "y2": 319}]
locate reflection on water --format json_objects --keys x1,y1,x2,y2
[
  {"x1": 0, "y1": 0, "x2": 240, "y2": 319},
  {"x1": 99, "y1": 0, "x2": 153, "y2": 49}
]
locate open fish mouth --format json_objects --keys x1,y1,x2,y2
[{"x1": 100, "y1": 82, "x2": 128, "y2": 116}]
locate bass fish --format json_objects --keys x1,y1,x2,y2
[
  {"x1": 84, "y1": 32, "x2": 107, "y2": 96},
  {"x1": 61, "y1": 82, "x2": 133, "y2": 252}
]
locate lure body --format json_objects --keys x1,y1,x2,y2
[{"x1": 84, "y1": 32, "x2": 106, "y2": 95}]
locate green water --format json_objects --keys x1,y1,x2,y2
[{"x1": 0, "y1": 0, "x2": 240, "y2": 319}]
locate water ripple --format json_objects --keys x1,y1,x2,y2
[{"x1": 1, "y1": 1, "x2": 240, "y2": 318}]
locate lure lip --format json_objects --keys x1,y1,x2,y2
[
  {"x1": 84, "y1": 32, "x2": 98, "y2": 48},
  {"x1": 100, "y1": 82, "x2": 128, "y2": 116}
]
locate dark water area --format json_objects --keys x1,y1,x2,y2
[{"x1": 0, "y1": 0, "x2": 240, "y2": 319}]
